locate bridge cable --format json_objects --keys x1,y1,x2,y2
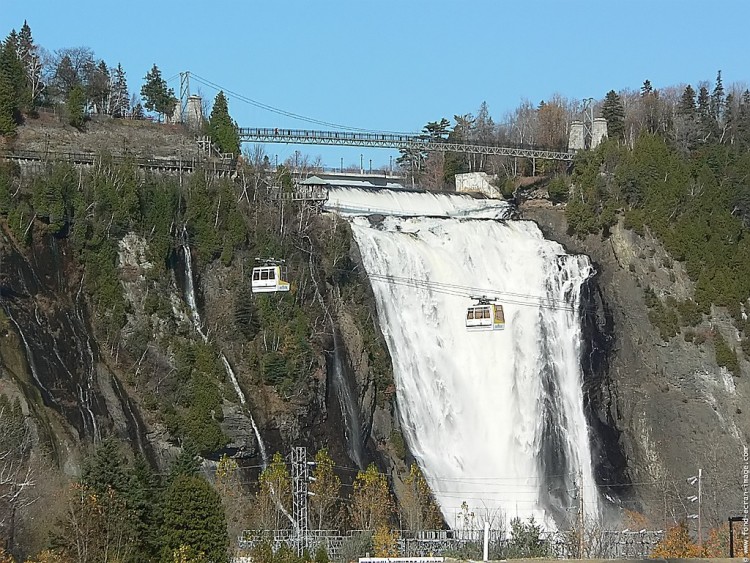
[{"x1": 189, "y1": 72, "x2": 416, "y2": 135}]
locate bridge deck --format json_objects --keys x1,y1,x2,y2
[{"x1": 239, "y1": 127, "x2": 575, "y2": 161}]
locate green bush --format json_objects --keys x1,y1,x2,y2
[
  {"x1": 714, "y1": 332, "x2": 740, "y2": 375},
  {"x1": 547, "y1": 175, "x2": 569, "y2": 203},
  {"x1": 677, "y1": 300, "x2": 703, "y2": 327}
]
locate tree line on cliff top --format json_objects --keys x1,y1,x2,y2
[{"x1": 0, "y1": 21, "x2": 239, "y2": 154}]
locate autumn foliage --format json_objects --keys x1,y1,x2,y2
[{"x1": 651, "y1": 521, "x2": 702, "y2": 558}]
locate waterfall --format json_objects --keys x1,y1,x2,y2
[
  {"x1": 331, "y1": 329, "x2": 365, "y2": 468},
  {"x1": 2, "y1": 304, "x2": 52, "y2": 402},
  {"x1": 182, "y1": 239, "x2": 208, "y2": 343},
  {"x1": 325, "y1": 189, "x2": 600, "y2": 528},
  {"x1": 180, "y1": 236, "x2": 268, "y2": 466},
  {"x1": 220, "y1": 352, "x2": 268, "y2": 464}
]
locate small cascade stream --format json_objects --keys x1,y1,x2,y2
[
  {"x1": 180, "y1": 237, "x2": 268, "y2": 466},
  {"x1": 330, "y1": 329, "x2": 365, "y2": 468},
  {"x1": 3, "y1": 304, "x2": 53, "y2": 403}
]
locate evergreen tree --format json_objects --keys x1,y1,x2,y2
[
  {"x1": 640, "y1": 79, "x2": 653, "y2": 97},
  {"x1": 169, "y1": 441, "x2": 202, "y2": 480},
  {"x1": 677, "y1": 85, "x2": 697, "y2": 116},
  {"x1": 0, "y1": 36, "x2": 26, "y2": 133},
  {"x1": 207, "y1": 91, "x2": 240, "y2": 155},
  {"x1": 0, "y1": 64, "x2": 17, "y2": 135},
  {"x1": 140, "y1": 64, "x2": 177, "y2": 121},
  {"x1": 110, "y1": 63, "x2": 129, "y2": 117},
  {"x1": 67, "y1": 83, "x2": 86, "y2": 129},
  {"x1": 127, "y1": 454, "x2": 162, "y2": 560},
  {"x1": 601, "y1": 90, "x2": 625, "y2": 139},
  {"x1": 696, "y1": 85, "x2": 714, "y2": 141},
  {"x1": 737, "y1": 90, "x2": 750, "y2": 148},
  {"x1": 421, "y1": 118, "x2": 451, "y2": 141},
  {"x1": 160, "y1": 475, "x2": 229, "y2": 563},
  {"x1": 711, "y1": 70, "x2": 725, "y2": 122},
  {"x1": 81, "y1": 437, "x2": 130, "y2": 495},
  {"x1": 16, "y1": 21, "x2": 41, "y2": 108}
]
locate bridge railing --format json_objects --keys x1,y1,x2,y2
[{"x1": 239, "y1": 128, "x2": 575, "y2": 160}]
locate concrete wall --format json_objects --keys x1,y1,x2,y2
[
  {"x1": 569, "y1": 120, "x2": 585, "y2": 151},
  {"x1": 592, "y1": 117, "x2": 608, "y2": 148},
  {"x1": 455, "y1": 172, "x2": 500, "y2": 198},
  {"x1": 186, "y1": 95, "x2": 204, "y2": 130}
]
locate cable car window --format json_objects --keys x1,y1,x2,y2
[
  {"x1": 483, "y1": 308, "x2": 490, "y2": 319},
  {"x1": 261, "y1": 270, "x2": 269, "y2": 280},
  {"x1": 269, "y1": 269, "x2": 275, "y2": 280},
  {"x1": 253, "y1": 271, "x2": 260, "y2": 280},
  {"x1": 467, "y1": 310, "x2": 474, "y2": 320}
]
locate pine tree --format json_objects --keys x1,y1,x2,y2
[
  {"x1": 678, "y1": 85, "x2": 697, "y2": 116},
  {"x1": 81, "y1": 437, "x2": 130, "y2": 495},
  {"x1": 640, "y1": 79, "x2": 653, "y2": 97},
  {"x1": 696, "y1": 85, "x2": 714, "y2": 141},
  {"x1": 0, "y1": 65, "x2": 17, "y2": 135},
  {"x1": 169, "y1": 440, "x2": 202, "y2": 479},
  {"x1": 737, "y1": 90, "x2": 750, "y2": 148},
  {"x1": 0, "y1": 36, "x2": 26, "y2": 133},
  {"x1": 16, "y1": 21, "x2": 41, "y2": 108},
  {"x1": 110, "y1": 63, "x2": 129, "y2": 117},
  {"x1": 67, "y1": 83, "x2": 86, "y2": 129},
  {"x1": 711, "y1": 69, "x2": 725, "y2": 122},
  {"x1": 207, "y1": 91, "x2": 240, "y2": 155},
  {"x1": 140, "y1": 64, "x2": 177, "y2": 121},
  {"x1": 160, "y1": 475, "x2": 229, "y2": 563},
  {"x1": 601, "y1": 90, "x2": 625, "y2": 139}
]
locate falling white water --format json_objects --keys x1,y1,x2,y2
[
  {"x1": 3, "y1": 305, "x2": 51, "y2": 399},
  {"x1": 325, "y1": 189, "x2": 599, "y2": 528},
  {"x1": 182, "y1": 241, "x2": 208, "y2": 343},
  {"x1": 181, "y1": 239, "x2": 268, "y2": 466}
]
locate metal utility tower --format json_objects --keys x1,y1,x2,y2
[
  {"x1": 179, "y1": 71, "x2": 191, "y2": 121},
  {"x1": 291, "y1": 446, "x2": 310, "y2": 555},
  {"x1": 580, "y1": 98, "x2": 594, "y2": 149}
]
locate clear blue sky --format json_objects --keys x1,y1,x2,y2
[{"x1": 3, "y1": 0, "x2": 750, "y2": 168}]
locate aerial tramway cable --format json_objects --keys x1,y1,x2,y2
[{"x1": 361, "y1": 271, "x2": 587, "y2": 313}]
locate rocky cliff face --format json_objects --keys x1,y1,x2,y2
[
  {"x1": 523, "y1": 205, "x2": 750, "y2": 527},
  {"x1": 0, "y1": 211, "x2": 402, "y2": 487}
]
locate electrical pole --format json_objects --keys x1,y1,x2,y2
[
  {"x1": 698, "y1": 468, "x2": 702, "y2": 547},
  {"x1": 687, "y1": 469, "x2": 703, "y2": 547},
  {"x1": 291, "y1": 447, "x2": 309, "y2": 556}
]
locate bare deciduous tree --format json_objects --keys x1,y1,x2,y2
[{"x1": 0, "y1": 395, "x2": 35, "y2": 549}]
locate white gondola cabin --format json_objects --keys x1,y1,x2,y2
[
  {"x1": 251, "y1": 264, "x2": 290, "y2": 294},
  {"x1": 466, "y1": 297, "x2": 505, "y2": 331}
]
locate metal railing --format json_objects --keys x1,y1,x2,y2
[
  {"x1": 1, "y1": 149, "x2": 236, "y2": 174},
  {"x1": 239, "y1": 127, "x2": 575, "y2": 161}
]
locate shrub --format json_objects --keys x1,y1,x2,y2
[{"x1": 714, "y1": 331, "x2": 740, "y2": 375}]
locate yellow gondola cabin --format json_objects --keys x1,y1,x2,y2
[{"x1": 466, "y1": 297, "x2": 505, "y2": 331}]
